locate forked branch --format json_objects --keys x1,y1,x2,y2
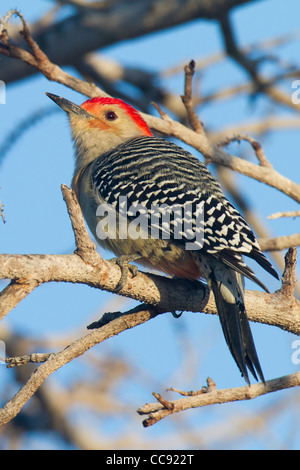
[{"x1": 138, "y1": 372, "x2": 300, "y2": 427}]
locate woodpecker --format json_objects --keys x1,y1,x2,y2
[{"x1": 46, "y1": 92, "x2": 279, "y2": 384}]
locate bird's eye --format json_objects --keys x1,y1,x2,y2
[{"x1": 105, "y1": 111, "x2": 118, "y2": 121}]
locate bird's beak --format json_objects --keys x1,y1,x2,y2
[{"x1": 46, "y1": 92, "x2": 92, "y2": 118}]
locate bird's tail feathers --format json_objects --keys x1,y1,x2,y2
[{"x1": 208, "y1": 267, "x2": 265, "y2": 385}]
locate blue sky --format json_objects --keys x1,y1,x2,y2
[{"x1": 0, "y1": 0, "x2": 299, "y2": 450}]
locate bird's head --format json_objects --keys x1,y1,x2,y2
[{"x1": 46, "y1": 93, "x2": 152, "y2": 170}]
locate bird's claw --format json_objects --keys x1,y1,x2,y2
[{"x1": 109, "y1": 254, "x2": 141, "y2": 292}]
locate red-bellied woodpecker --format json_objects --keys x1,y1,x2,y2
[{"x1": 46, "y1": 92, "x2": 279, "y2": 384}]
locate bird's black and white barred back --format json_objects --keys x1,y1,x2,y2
[
  {"x1": 92, "y1": 136, "x2": 276, "y2": 284},
  {"x1": 46, "y1": 94, "x2": 279, "y2": 384}
]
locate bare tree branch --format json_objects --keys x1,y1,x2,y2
[
  {"x1": 259, "y1": 234, "x2": 300, "y2": 252},
  {"x1": 0, "y1": 186, "x2": 299, "y2": 333},
  {"x1": 219, "y1": 12, "x2": 263, "y2": 86},
  {"x1": 217, "y1": 133, "x2": 273, "y2": 168},
  {"x1": 268, "y1": 210, "x2": 300, "y2": 220},
  {"x1": 1, "y1": 14, "x2": 300, "y2": 204},
  {"x1": 0, "y1": 304, "x2": 160, "y2": 427},
  {"x1": 0, "y1": 280, "x2": 40, "y2": 321},
  {"x1": 138, "y1": 372, "x2": 300, "y2": 427},
  {"x1": 218, "y1": 11, "x2": 300, "y2": 113},
  {"x1": 0, "y1": 0, "x2": 255, "y2": 84},
  {"x1": 181, "y1": 60, "x2": 204, "y2": 134}
]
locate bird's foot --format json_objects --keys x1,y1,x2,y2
[{"x1": 109, "y1": 253, "x2": 141, "y2": 292}]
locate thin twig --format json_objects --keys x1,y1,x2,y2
[
  {"x1": 151, "y1": 101, "x2": 173, "y2": 124},
  {"x1": 268, "y1": 210, "x2": 300, "y2": 220},
  {"x1": 280, "y1": 247, "x2": 297, "y2": 298},
  {"x1": 167, "y1": 377, "x2": 216, "y2": 396},
  {"x1": 181, "y1": 60, "x2": 204, "y2": 134},
  {"x1": 61, "y1": 185, "x2": 97, "y2": 258},
  {"x1": 219, "y1": 13, "x2": 262, "y2": 86},
  {"x1": 218, "y1": 133, "x2": 273, "y2": 168},
  {"x1": 0, "y1": 10, "x2": 102, "y2": 98},
  {"x1": 0, "y1": 9, "x2": 22, "y2": 37},
  {"x1": 5, "y1": 352, "x2": 53, "y2": 368},
  {"x1": 138, "y1": 372, "x2": 300, "y2": 427}
]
